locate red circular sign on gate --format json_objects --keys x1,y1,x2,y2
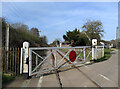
[{"x1": 69, "y1": 50, "x2": 76, "y2": 62}]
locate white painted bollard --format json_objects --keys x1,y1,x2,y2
[
  {"x1": 22, "y1": 42, "x2": 30, "y2": 78},
  {"x1": 23, "y1": 42, "x2": 29, "y2": 73},
  {"x1": 92, "y1": 39, "x2": 97, "y2": 61}
]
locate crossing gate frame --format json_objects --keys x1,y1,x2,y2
[{"x1": 20, "y1": 42, "x2": 104, "y2": 77}]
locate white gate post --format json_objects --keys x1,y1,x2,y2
[
  {"x1": 29, "y1": 48, "x2": 32, "y2": 77},
  {"x1": 60, "y1": 42, "x2": 62, "y2": 47},
  {"x1": 20, "y1": 48, "x2": 23, "y2": 74},
  {"x1": 22, "y1": 42, "x2": 30, "y2": 78},
  {"x1": 92, "y1": 39, "x2": 97, "y2": 61}
]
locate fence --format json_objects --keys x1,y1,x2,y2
[{"x1": 2, "y1": 47, "x2": 20, "y2": 76}]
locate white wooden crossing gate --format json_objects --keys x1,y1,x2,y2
[{"x1": 20, "y1": 39, "x2": 104, "y2": 77}]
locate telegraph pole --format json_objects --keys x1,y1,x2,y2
[
  {"x1": 6, "y1": 24, "x2": 9, "y2": 71},
  {"x1": 6, "y1": 24, "x2": 9, "y2": 51}
]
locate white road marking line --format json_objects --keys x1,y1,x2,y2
[
  {"x1": 99, "y1": 74, "x2": 110, "y2": 81},
  {"x1": 37, "y1": 76, "x2": 43, "y2": 88},
  {"x1": 85, "y1": 66, "x2": 90, "y2": 69}
]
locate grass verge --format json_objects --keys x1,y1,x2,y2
[{"x1": 2, "y1": 74, "x2": 15, "y2": 85}]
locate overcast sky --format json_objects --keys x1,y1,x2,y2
[{"x1": 2, "y1": 2, "x2": 118, "y2": 44}]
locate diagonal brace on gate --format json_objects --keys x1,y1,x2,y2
[
  {"x1": 32, "y1": 50, "x2": 55, "y2": 68},
  {"x1": 56, "y1": 48, "x2": 91, "y2": 69},
  {"x1": 57, "y1": 49, "x2": 72, "y2": 67},
  {"x1": 32, "y1": 50, "x2": 55, "y2": 73},
  {"x1": 56, "y1": 49, "x2": 77, "y2": 69}
]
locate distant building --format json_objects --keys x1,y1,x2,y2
[
  {"x1": 116, "y1": 27, "x2": 120, "y2": 40},
  {"x1": 100, "y1": 40, "x2": 114, "y2": 48}
]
